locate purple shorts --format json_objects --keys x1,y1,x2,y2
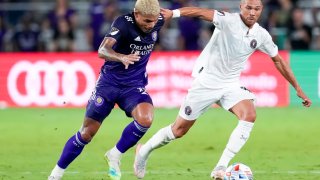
[{"x1": 85, "y1": 83, "x2": 153, "y2": 123}]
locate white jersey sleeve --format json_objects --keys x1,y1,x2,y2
[
  {"x1": 212, "y1": 10, "x2": 232, "y2": 30},
  {"x1": 257, "y1": 29, "x2": 278, "y2": 57}
]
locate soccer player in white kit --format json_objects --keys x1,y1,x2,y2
[{"x1": 134, "y1": 0, "x2": 312, "y2": 179}]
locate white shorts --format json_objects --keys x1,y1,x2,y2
[{"x1": 178, "y1": 79, "x2": 256, "y2": 120}]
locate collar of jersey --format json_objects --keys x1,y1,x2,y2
[{"x1": 238, "y1": 14, "x2": 258, "y2": 36}]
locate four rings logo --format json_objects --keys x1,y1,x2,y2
[{"x1": 8, "y1": 60, "x2": 96, "y2": 106}]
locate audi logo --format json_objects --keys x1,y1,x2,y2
[{"x1": 8, "y1": 60, "x2": 96, "y2": 106}]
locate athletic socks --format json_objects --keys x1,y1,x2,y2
[
  {"x1": 50, "y1": 131, "x2": 88, "y2": 177},
  {"x1": 216, "y1": 120, "x2": 254, "y2": 167},
  {"x1": 49, "y1": 164, "x2": 64, "y2": 178},
  {"x1": 139, "y1": 125, "x2": 176, "y2": 159},
  {"x1": 57, "y1": 131, "x2": 88, "y2": 169},
  {"x1": 116, "y1": 120, "x2": 149, "y2": 153},
  {"x1": 107, "y1": 146, "x2": 122, "y2": 161}
]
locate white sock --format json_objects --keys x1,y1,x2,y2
[
  {"x1": 50, "y1": 164, "x2": 65, "y2": 177},
  {"x1": 216, "y1": 120, "x2": 254, "y2": 168},
  {"x1": 139, "y1": 125, "x2": 176, "y2": 158},
  {"x1": 107, "y1": 146, "x2": 122, "y2": 160}
]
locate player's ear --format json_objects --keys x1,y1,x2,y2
[{"x1": 133, "y1": 9, "x2": 139, "y2": 18}]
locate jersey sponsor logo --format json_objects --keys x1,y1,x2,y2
[
  {"x1": 134, "y1": 36, "x2": 141, "y2": 41},
  {"x1": 110, "y1": 27, "x2": 120, "y2": 36},
  {"x1": 217, "y1": 11, "x2": 225, "y2": 16},
  {"x1": 185, "y1": 106, "x2": 192, "y2": 115},
  {"x1": 250, "y1": 39, "x2": 257, "y2": 49},
  {"x1": 130, "y1": 44, "x2": 154, "y2": 55},
  {"x1": 7, "y1": 60, "x2": 96, "y2": 106},
  {"x1": 152, "y1": 31, "x2": 157, "y2": 41}
]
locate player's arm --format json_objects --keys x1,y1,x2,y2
[
  {"x1": 98, "y1": 37, "x2": 140, "y2": 69},
  {"x1": 161, "y1": 7, "x2": 215, "y2": 22},
  {"x1": 271, "y1": 54, "x2": 312, "y2": 107}
]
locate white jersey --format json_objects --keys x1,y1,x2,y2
[{"x1": 192, "y1": 10, "x2": 278, "y2": 88}]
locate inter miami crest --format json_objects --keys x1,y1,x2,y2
[
  {"x1": 250, "y1": 39, "x2": 257, "y2": 49},
  {"x1": 185, "y1": 106, "x2": 192, "y2": 116}
]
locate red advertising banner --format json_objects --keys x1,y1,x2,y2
[
  {"x1": 0, "y1": 51, "x2": 289, "y2": 108},
  {"x1": 241, "y1": 51, "x2": 289, "y2": 107},
  {"x1": 0, "y1": 53, "x2": 101, "y2": 108}
]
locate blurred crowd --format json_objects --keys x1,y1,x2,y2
[{"x1": 1, "y1": 0, "x2": 320, "y2": 52}]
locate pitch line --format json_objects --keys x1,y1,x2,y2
[{"x1": 1, "y1": 170, "x2": 320, "y2": 175}]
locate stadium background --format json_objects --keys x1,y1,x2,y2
[{"x1": 0, "y1": 0, "x2": 319, "y2": 180}]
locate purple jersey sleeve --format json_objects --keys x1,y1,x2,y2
[{"x1": 105, "y1": 17, "x2": 127, "y2": 42}]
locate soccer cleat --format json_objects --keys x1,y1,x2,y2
[
  {"x1": 134, "y1": 144, "x2": 147, "y2": 179},
  {"x1": 210, "y1": 165, "x2": 227, "y2": 180},
  {"x1": 105, "y1": 151, "x2": 121, "y2": 180},
  {"x1": 48, "y1": 175, "x2": 62, "y2": 180}
]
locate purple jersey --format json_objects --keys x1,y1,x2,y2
[{"x1": 100, "y1": 12, "x2": 164, "y2": 87}]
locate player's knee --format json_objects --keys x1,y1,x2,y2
[
  {"x1": 244, "y1": 110, "x2": 256, "y2": 122},
  {"x1": 79, "y1": 130, "x2": 95, "y2": 143},
  {"x1": 135, "y1": 114, "x2": 153, "y2": 127}
]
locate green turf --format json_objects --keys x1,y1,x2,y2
[{"x1": 0, "y1": 107, "x2": 319, "y2": 180}]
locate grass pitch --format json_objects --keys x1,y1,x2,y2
[{"x1": 0, "y1": 107, "x2": 319, "y2": 180}]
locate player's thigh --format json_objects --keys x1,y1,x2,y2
[
  {"x1": 219, "y1": 86, "x2": 256, "y2": 112},
  {"x1": 179, "y1": 81, "x2": 222, "y2": 120},
  {"x1": 85, "y1": 85, "x2": 118, "y2": 123},
  {"x1": 117, "y1": 86, "x2": 153, "y2": 118}
]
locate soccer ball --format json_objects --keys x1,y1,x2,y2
[{"x1": 224, "y1": 163, "x2": 253, "y2": 180}]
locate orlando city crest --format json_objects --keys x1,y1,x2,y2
[
  {"x1": 95, "y1": 96, "x2": 104, "y2": 106},
  {"x1": 152, "y1": 31, "x2": 157, "y2": 41}
]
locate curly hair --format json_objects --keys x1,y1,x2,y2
[{"x1": 135, "y1": 0, "x2": 160, "y2": 16}]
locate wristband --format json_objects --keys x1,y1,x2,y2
[{"x1": 172, "y1": 9, "x2": 181, "y2": 18}]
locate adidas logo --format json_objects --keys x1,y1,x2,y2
[{"x1": 134, "y1": 36, "x2": 141, "y2": 41}]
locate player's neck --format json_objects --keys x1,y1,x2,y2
[{"x1": 240, "y1": 15, "x2": 254, "y2": 29}]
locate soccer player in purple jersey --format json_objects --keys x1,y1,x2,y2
[{"x1": 48, "y1": 0, "x2": 165, "y2": 179}]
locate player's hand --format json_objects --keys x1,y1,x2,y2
[
  {"x1": 161, "y1": 8, "x2": 173, "y2": 21},
  {"x1": 120, "y1": 52, "x2": 140, "y2": 69},
  {"x1": 296, "y1": 89, "x2": 312, "y2": 107}
]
